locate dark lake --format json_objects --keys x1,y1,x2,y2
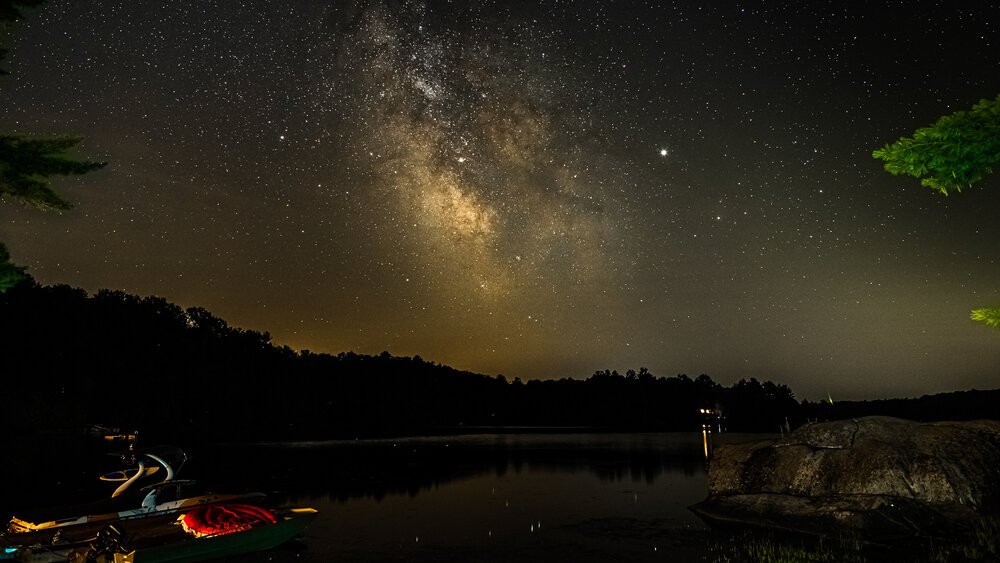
[
  {"x1": 4, "y1": 431, "x2": 728, "y2": 562},
  {"x1": 196, "y1": 432, "x2": 715, "y2": 562}
]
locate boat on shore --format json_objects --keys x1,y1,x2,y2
[
  {"x1": 1, "y1": 434, "x2": 316, "y2": 562},
  {"x1": 3, "y1": 505, "x2": 318, "y2": 563}
]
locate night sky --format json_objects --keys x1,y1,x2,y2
[{"x1": 2, "y1": 1, "x2": 998, "y2": 401}]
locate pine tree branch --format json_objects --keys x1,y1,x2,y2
[
  {"x1": 0, "y1": 134, "x2": 106, "y2": 210},
  {"x1": 971, "y1": 306, "x2": 1000, "y2": 329}
]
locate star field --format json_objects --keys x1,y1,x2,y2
[{"x1": 2, "y1": 0, "x2": 999, "y2": 400}]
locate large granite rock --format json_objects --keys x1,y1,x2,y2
[{"x1": 690, "y1": 416, "x2": 1000, "y2": 539}]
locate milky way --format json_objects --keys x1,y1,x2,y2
[
  {"x1": 2, "y1": 1, "x2": 999, "y2": 399},
  {"x1": 319, "y1": 4, "x2": 640, "y2": 356}
]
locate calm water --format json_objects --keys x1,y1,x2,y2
[
  {"x1": 193, "y1": 432, "x2": 714, "y2": 562},
  {"x1": 2, "y1": 432, "x2": 718, "y2": 562},
  {"x1": 1, "y1": 431, "x2": 955, "y2": 562}
]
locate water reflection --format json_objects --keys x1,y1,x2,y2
[
  {"x1": 194, "y1": 432, "x2": 706, "y2": 504},
  {"x1": 209, "y1": 433, "x2": 714, "y2": 562},
  {"x1": 698, "y1": 407, "x2": 724, "y2": 461},
  {"x1": 2, "y1": 432, "x2": 715, "y2": 563}
]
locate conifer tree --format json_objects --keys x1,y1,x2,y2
[
  {"x1": 970, "y1": 307, "x2": 1000, "y2": 330},
  {"x1": 0, "y1": 0, "x2": 106, "y2": 290},
  {"x1": 0, "y1": 0, "x2": 45, "y2": 75},
  {"x1": 0, "y1": 135, "x2": 106, "y2": 210},
  {"x1": 0, "y1": 241, "x2": 27, "y2": 292}
]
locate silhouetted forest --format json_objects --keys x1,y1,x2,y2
[
  {"x1": 799, "y1": 389, "x2": 1000, "y2": 423},
  {"x1": 1, "y1": 280, "x2": 996, "y2": 443}
]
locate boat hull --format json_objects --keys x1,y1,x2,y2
[
  {"x1": 109, "y1": 508, "x2": 318, "y2": 563},
  {"x1": 8, "y1": 493, "x2": 264, "y2": 535}
]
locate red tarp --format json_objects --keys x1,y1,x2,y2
[{"x1": 180, "y1": 504, "x2": 277, "y2": 537}]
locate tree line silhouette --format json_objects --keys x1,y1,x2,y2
[{"x1": 1, "y1": 279, "x2": 996, "y2": 443}]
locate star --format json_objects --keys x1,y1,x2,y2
[{"x1": 1, "y1": 0, "x2": 997, "y2": 402}]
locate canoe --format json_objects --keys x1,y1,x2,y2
[
  {"x1": 95, "y1": 506, "x2": 319, "y2": 563},
  {"x1": 2, "y1": 506, "x2": 318, "y2": 563}
]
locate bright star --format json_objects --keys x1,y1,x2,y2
[{"x1": 659, "y1": 148, "x2": 668, "y2": 157}]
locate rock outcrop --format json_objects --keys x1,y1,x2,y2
[{"x1": 690, "y1": 416, "x2": 1000, "y2": 539}]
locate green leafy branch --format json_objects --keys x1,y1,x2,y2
[
  {"x1": 873, "y1": 94, "x2": 1000, "y2": 195},
  {"x1": 874, "y1": 94, "x2": 1000, "y2": 331}
]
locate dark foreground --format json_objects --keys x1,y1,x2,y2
[
  {"x1": 4, "y1": 431, "x2": 998, "y2": 563},
  {"x1": 222, "y1": 522, "x2": 999, "y2": 563}
]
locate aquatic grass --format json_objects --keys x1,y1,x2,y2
[
  {"x1": 930, "y1": 518, "x2": 1000, "y2": 562},
  {"x1": 709, "y1": 518, "x2": 1000, "y2": 563},
  {"x1": 708, "y1": 531, "x2": 867, "y2": 563}
]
